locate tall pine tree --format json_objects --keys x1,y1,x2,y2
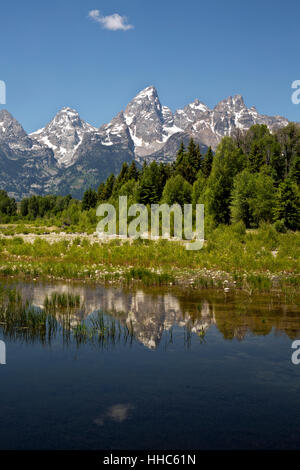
[
  {"x1": 247, "y1": 142, "x2": 264, "y2": 173},
  {"x1": 127, "y1": 161, "x2": 139, "y2": 181},
  {"x1": 175, "y1": 138, "x2": 202, "y2": 184},
  {"x1": 274, "y1": 178, "x2": 300, "y2": 230},
  {"x1": 201, "y1": 147, "x2": 214, "y2": 178}
]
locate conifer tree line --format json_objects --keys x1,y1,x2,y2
[
  {"x1": 91, "y1": 123, "x2": 300, "y2": 231},
  {"x1": 0, "y1": 122, "x2": 299, "y2": 231}
]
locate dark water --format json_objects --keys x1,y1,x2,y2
[{"x1": 0, "y1": 281, "x2": 300, "y2": 450}]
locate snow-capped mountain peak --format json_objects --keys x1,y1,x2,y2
[
  {"x1": 98, "y1": 111, "x2": 133, "y2": 149},
  {"x1": 0, "y1": 109, "x2": 51, "y2": 154},
  {"x1": 0, "y1": 86, "x2": 292, "y2": 200},
  {"x1": 213, "y1": 94, "x2": 246, "y2": 113},
  {"x1": 134, "y1": 85, "x2": 159, "y2": 101},
  {"x1": 122, "y1": 86, "x2": 183, "y2": 158},
  {"x1": 30, "y1": 107, "x2": 97, "y2": 167},
  {"x1": 28, "y1": 87, "x2": 289, "y2": 168},
  {"x1": 190, "y1": 98, "x2": 210, "y2": 112},
  {"x1": 0, "y1": 109, "x2": 27, "y2": 141},
  {"x1": 174, "y1": 99, "x2": 210, "y2": 130},
  {"x1": 187, "y1": 93, "x2": 289, "y2": 149}
]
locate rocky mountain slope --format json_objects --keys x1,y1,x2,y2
[
  {"x1": 0, "y1": 87, "x2": 289, "y2": 199},
  {"x1": 0, "y1": 110, "x2": 58, "y2": 198},
  {"x1": 30, "y1": 107, "x2": 97, "y2": 168}
]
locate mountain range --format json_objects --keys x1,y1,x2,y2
[{"x1": 0, "y1": 86, "x2": 289, "y2": 199}]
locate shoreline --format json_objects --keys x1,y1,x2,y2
[
  {"x1": 0, "y1": 226, "x2": 298, "y2": 297},
  {"x1": 0, "y1": 263, "x2": 298, "y2": 297}
]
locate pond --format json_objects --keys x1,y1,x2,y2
[{"x1": 0, "y1": 281, "x2": 300, "y2": 450}]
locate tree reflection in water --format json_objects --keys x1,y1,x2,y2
[{"x1": 0, "y1": 281, "x2": 299, "y2": 350}]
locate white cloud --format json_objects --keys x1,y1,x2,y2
[
  {"x1": 93, "y1": 404, "x2": 135, "y2": 427},
  {"x1": 88, "y1": 9, "x2": 134, "y2": 31}
]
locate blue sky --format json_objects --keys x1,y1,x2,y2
[{"x1": 1, "y1": 0, "x2": 300, "y2": 132}]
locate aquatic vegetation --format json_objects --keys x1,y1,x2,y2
[
  {"x1": 71, "y1": 311, "x2": 136, "y2": 347},
  {"x1": 44, "y1": 292, "x2": 81, "y2": 309},
  {"x1": 0, "y1": 288, "x2": 58, "y2": 344},
  {"x1": 0, "y1": 287, "x2": 137, "y2": 348},
  {"x1": 244, "y1": 274, "x2": 272, "y2": 292},
  {"x1": 124, "y1": 267, "x2": 174, "y2": 286}
]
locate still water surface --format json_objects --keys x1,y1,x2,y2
[{"x1": 0, "y1": 281, "x2": 300, "y2": 449}]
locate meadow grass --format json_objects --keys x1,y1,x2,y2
[{"x1": 0, "y1": 223, "x2": 298, "y2": 292}]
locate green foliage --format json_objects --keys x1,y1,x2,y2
[
  {"x1": 97, "y1": 182, "x2": 105, "y2": 202},
  {"x1": 61, "y1": 199, "x2": 81, "y2": 226},
  {"x1": 20, "y1": 194, "x2": 73, "y2": 219},
  {"x1": 82, "y1": 188, "x2": 98, "y2": 211},
  {"x1": 162, "y1": 175, "x2": 192, "y2": 205},
  {"x1": 192, "y1": 173, "x2": 207, "y2": 205},
  {"x1": 251, "y1": 171, "x2": 276, "y2": 224},
  {"x1": 3, "y1": 122, "x2": 299, "y2": 238},
  {"x1": 231, "y1": 170, "x2": 257, "y2": 226},
  {"x1": 0, "y1": 190, "x2": 17, "y2": 217},
  {"x1": 136, "y1": 161, "x2": 165, "y2": 205},
  {"x1": 201, "y1": 147, "x2": 214, "y2": 178},
  {"x1": 127, "y1": 161, "x2": 139, "y2": 181},
  {"x1": 125, "y1": 267, "x2": 174, "y2": 286},
  {"x1": 204, "y1": 137, "x2": 246, "y2": 224},
  {"x1": 118, "y1": 179, "x2": 138, "y2": 199},
  {"x1": 231, "y1": 220, "x2": 246, "y2": 237},
  {"x1": 274, "y1": 178, "x2": 300, "y2": 230},
  {"x1": 276, "y1": 122, "x2": 300, "y2": 179},
  {"x1": 0, "y1": 226, "x2": 299, "y2": 295},
  {"x1": 101, "y1": 174, "x2": 115, "y2": 201},
  {"x1": 290, "y1": 154, "x2": 300, "y2": 185},
  {"x1": 273, "y1": 219, "x2": 287, "y2": 233},
  {"x1": 231, "y1": 170, "x2": 276, "y2": 227},
  {"x1": 44, "y1": 292, "x2": 81, "y2": 309},
  {"x1": 113, "y1": 162, "x2": 130, "y2": 195},
  {"x1": 247, "y1": 142, "x2": 264, "y2": 173},
  {"x1": 236, "y1": 124, "x2": 284, "y2": 181},
  {"x1": 175, "y1": 138, "x2": 202, "y2": 184}
]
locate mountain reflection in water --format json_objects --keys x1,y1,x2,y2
[
  {"x1": 5, "y1": 281, "x2": 300, "y2": 350},
  {"x1": 1, "y1": 281, "x2": 300, "y2": 450}
]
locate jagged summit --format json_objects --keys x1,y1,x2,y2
[
  {"x1": 30, "y1": 107, "x2": 97, "y2": 167},
  {"x1": 214, "y1": 94, "x2": 246, "y2": 113},
  {"x1": 121, "y1": 85, "x2": 181, "y2": 157},
  {"x1": 0, "y1": 109, "x2": 27, "y2": 141},
  {"x1": 134, "y1": 85, "x2": 158, "y2": 99},
  {"x1": 191, "y1": 98, "x2": 210, "y2": 110},
  {"x1": 29, "y1": 88, "x2": 289, "y2": 165},
  {"x1": 0, "y1": 86, "x2": 290, "y2": 199}
]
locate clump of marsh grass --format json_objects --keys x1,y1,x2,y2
[
  {"x1": 44, "y1": 292, "x2": 81, "y2": 309},
  {"x1": 244, "y1": 274, "x2": 272, "y2": 292},
  {"x1": 0, "y1": 287, "x2": 135, "y2": 347},
  {"x1": 72, "y1": 311, "x2": 134, "y2": 347},
  {"x1": 125, "y1": 267, "x2": 174, "y2": 286},
  {"x1": 0, "y1": 288, "x2": 58, "y2": 343}
]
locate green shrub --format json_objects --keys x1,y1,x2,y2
[{"x1": 273, "y1": 219, "x2": 287, "y2": 233}]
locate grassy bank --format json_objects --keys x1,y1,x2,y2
[{"x1": 0, "y1": 222, "x2": 299, "y2": 295}]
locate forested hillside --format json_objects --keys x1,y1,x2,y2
[{"x1": 0, "y1": 123, "x2": 299, "y2": 232}]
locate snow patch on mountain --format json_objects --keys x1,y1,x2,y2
[
  {"x1": 28, "y1": 86, "x2": 290, "y2": 168},
  {"x1": 30, "y1": 107, "x2": 97, "y2": 167}
]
